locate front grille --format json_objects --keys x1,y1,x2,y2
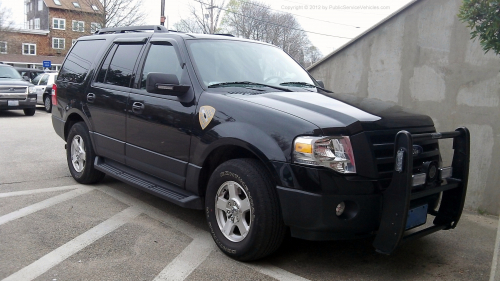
[
  {"x1": 0, "y1": 86, "x2": 28, "y2": 100},
  {"x1": 366, "y1": 127, "x2": 440, "y2": 179},
  {"x1": 0, "y1": 87, "x2": 27, "y2": 94}
]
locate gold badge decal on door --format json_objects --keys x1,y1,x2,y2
[{"x1": 199, "y1": 106, "x2": 216, "y2": 130}]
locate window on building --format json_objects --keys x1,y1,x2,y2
[
  {"x1": 29, "y1": 19, "x2": 33, "y2": 29},
  {"x1": 52, "y1": 38, "x2": 65, "y2": 49},
  {"x1": 90, "y1": 22, "x2": 101, "y2": 33},
  {"x1": 72, "y1": 20, "x2": 84, "y2": 32},
  {"x1": 34, "y1": 18, "x2": 40, "y2": 30},
  {"x1": 38, "y1": 0, "x2": 43, "y2": 11},
  {"x1": 53, "y1": 0, "x2": 61, "y2": 5},
  {"x1": 53, "y1": 18, "x2": 65, "y2": 30},
  {"x1": 72, "y1": 2, "x2": 80, "y2": 8},
  {"x1": 22, "y1": 43, "x2": 36, "y2": 55},
  {"x1": 91, "y1": 5, "x2": 99, "y2": 11},
  {"x1": 0, "y1": 42, "x2": 7, "y2": 54}
]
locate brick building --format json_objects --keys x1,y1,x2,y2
[{"x1": 0, "y1": 0, "x2": 103, "y2": 70}]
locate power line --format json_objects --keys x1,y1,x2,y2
[
  {"x1": 238, "y1": 0, "x2": 361, "y2": 28},
  {"x1": 196, "y1": 1, "x2": 353, "y2": 40}
]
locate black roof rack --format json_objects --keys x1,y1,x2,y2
[
  {"x1": 214, "y1": 33, "x2": 235, "y2": 37},
  {"x1": 95, "y1": 25, "x2": 168, "y2": 35}
]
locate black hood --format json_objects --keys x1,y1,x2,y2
[{"x1": 228, "y1": 91, "x2": 434, "y2": 135}]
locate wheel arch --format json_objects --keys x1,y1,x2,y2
[{"x1": 194, "y1": 141, "x2": 282, "y2": 199}]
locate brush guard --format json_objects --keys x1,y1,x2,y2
[{"x1": 373, "y1": 127, "x2": 470, "y2": 254}]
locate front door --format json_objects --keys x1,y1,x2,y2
[{"x1": 126, "y1": 40, "x2": 195, "y2": 187}]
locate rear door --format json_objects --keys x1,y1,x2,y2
[
  {"x1": 87, "y1": 39, "x2": 146, "y2": 163},
  {"x1": 34, "y1": 74, "x2": 49, "y2": 103},
  {"x1": 126, "y1": 38, "x2": 195, "y2": 187}
]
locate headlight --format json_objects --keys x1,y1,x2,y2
[
  {"x1": 28, "y1": 86, "x2": 35, "y2": 94},
  {"x1": 293, "y1": 136, "x2": 356, "y2": 174}
]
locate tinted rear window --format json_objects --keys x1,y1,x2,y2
[{"x1": 59, "y1": 40, "x2": 105, "y2": 83}]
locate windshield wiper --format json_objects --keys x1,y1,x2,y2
[
  {"x1": 208, "y1": 81, "x2": 292, "y2": 92},
  {"x1": 280, "y1": 81, "x2": 332, "y2": 92}
]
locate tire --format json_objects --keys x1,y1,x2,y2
[
  {"x1": 205, "y1": 158, "x2": 285, "y2": 261},
  {"x1": 66, "y1": 122, "x2": 105, "y2": 184},
  {"x1": 23, "y1": 108, "x2": 36, "y2": 116},
  {"x1": 43, "y1": 95, "x2": 52, "y2": 113}
]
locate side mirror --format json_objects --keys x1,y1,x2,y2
[
  {"x1": 316, "y1": 80, "x2": 325, "y2": 88},
  {"x1": 146, "y1": 72, "x2": 190, "y2": 96},
  {"x1": 22, "y1": 76, "x2": 30, "y2": 81}
]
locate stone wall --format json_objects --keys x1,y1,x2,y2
[{"x1": 309, "y1": 0, "x2": 500, "y2": 215}]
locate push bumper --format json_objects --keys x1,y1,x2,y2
[
  {"x1": 275, "y1": 127, "x2": 470, "y2": 254},
  {"x1": 373, "y1": 127, "x2": 470, "y2": 254}
]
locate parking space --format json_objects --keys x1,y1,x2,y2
[{"x1": 0, "y1": 109, "x2": 498, "y2": 281}]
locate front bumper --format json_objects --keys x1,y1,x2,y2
[
  {"x1": 0, "y1": 94, "x2": 37, "y2": 110},
  {"x1": 274, "y1": 127, "x2": 470, "y2": 254}
]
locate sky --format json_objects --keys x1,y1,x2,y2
[{"x1": 3, "y1": 0, "x2": 414, "y2": 57}]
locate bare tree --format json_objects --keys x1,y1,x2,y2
[
  {"x1": 79, "y1": 0, "x2": 146, "y2": 28},
  {"x1": 174, "y1": 0, "x2": 226, "y2": 34},
  {"x1": 0, "y1": 4, "x2": 16, "y2": 41},
  {"x1": 222, "y1": 0, "x2": 321, "y2": 66}
]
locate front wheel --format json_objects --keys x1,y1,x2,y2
[
  {"x1": 44, "y1": 95, "x2": 52, "y2": 113},
  {"x1": 66, "y1": 122, "x2": 105, "y2": 184},
  {"x1": 205, "y1": 158, "x2": 285, "y2": 261}
]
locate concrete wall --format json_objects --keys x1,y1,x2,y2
[{"x1": 309, "y1": 0, "x2": 500, "y2": 215}]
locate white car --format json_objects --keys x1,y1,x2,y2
[{"x1": 32, "y1": 72, "x2": 58, "y2": 112}]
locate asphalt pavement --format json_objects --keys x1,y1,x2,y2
[{"x1": 0, "y1": 107, "x2": 498, "y2": 281}]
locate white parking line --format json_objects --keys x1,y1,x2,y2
[
  {"x1": 245, "y1": 263, "x2": 311, "y2": 281},
  {"x1": 490, "y1": 216, "x2": 500, "y2": 281},
  {"x1": 96, "y1": 185, "x2": 311, "y2": 281},
  {"x1": 153, "y1": 235, "x2": 215, "y2": 281},
  {"x1": 0, "y1": 185, "x2": 81, "y2": 198},
  {"x1": 2, "y1": 206, "x2": 142, "y2": 281},
  {"x1": 0, "y1": 186, "x2": 92, "y2": 226}
]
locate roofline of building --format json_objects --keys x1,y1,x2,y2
[
  {"x1": 10, "y1": 29, "x2": 50, "y2": 36},
  {"x1": 307, "y1": 0, "x2": 420, "y2": 71}
]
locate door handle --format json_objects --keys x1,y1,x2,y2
[
  {"x1": 132, "y1": 102, "x2": 144, "y2": 113},
  {"x1": 87, "y1": 93, "x2": 96, "y2": 103}
]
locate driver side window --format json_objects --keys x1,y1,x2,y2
[{"x1": 140, "y1": 43, "x2": 182, "y2": 89}]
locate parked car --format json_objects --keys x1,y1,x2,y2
[
  {"x1": 14, "y1": 67, "x2": 44, "y2": 83},
  {"x1": 0, "y1": 64, "x2": 36, "y2": 116},
  {"x1": 32, "y1": 72, "x2": 58, "y2": 112},
  {"x1": 52, "y1": 25, "x2": 470, "y2": 261}
]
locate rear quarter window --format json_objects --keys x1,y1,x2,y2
[{"x1": 59, "y1": 39, "x2": 106, "y2": 84}]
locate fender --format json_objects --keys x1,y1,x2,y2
[
  {"x1": 191, "y1": 121, "x2": 288, "y2": 166},
  {"x1": 186, "y1": 122, "x2": 291, "y2": 195}
]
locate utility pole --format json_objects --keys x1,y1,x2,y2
[
  {"x1": 194, "y1": 0, "x2": 217, "y2": 34},
  {"x1": 160, "y1": 0, "x2": 166, "y2": 26}
]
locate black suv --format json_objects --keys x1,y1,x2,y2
[
  {"x1": 0, "y1": 64, "x2": 37, "y2": 116},
  {"x1": 52, "y1": 25, "x2": 470, "y2": 261}
]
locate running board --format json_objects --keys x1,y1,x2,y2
[{"x1": 94, "y1": 157, "x2": 203, "y2": 210}]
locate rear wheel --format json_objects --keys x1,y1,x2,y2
[
  {"x1": 66, "y1": 122, "x2": 105, "y2": 184},
  {"x1": 23, "y1": 108, "x2": 35, "y2": 116},
  {"x1": 44, "y1": 95, "x2": 52, "y2": 113},
  {"x1": 205, "y1": 158, "x2": 285, "y2": 261}
]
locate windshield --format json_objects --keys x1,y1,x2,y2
[
  {"x1": 0, "y1": 67, "x2": 22, "y2": 79},
  {"x1": 187, "y1": 39, "x2": 315, "y2": 88}
]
